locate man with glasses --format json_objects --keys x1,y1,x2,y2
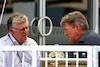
[{"x1": 0, "y1": 12, "x2": 40, "y2": 67}]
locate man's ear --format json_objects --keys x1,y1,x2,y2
[
  {"x1": 75, "y1": 24, "x2": 81, "y2": 32},
  {"x1": 9, "y1": 28, "x2": 14, "y2": 33}
]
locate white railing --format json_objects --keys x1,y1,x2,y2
[
  {"x1": 0, "y1": 46, "x2": 37, "y2": 67},
  {"x1": 0, "y1": 45, "x2": 95, "y2": 67},
  {"x1": 38, "y1": 45, "x2": 92, "y2": 67}
]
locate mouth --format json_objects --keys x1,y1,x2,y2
[
  {"x1": 23, "y1": 33, "x2": 28, "y2": 36},
  {"x1": 23, "y1": 35, "x2": 27, "y2": 38},
  {"x1": 67, "y1": 35, "x2": 70, "y2": 38}
]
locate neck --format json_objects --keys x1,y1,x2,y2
[
  {"x1": 14, "y1": 38, "x2": 24, "y2": 45},
  {"x1": 11, "y1": 33, "x2": 24, "y2": 45},
  {"x1": 75, "y1": 30, "x2": 86, "y2": 43}
]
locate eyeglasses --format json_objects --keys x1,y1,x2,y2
[{"x1": 13, "y1": 26, "x2": 29, "y2": 32}]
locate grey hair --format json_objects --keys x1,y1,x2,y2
[
  {"x1": 60, "y1": 11, "x2": 89, "y2": 31},
  {"x1": 7, "y1": 12, "x2": 29, "y2": 30}
]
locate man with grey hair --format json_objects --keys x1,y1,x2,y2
[
  {"x1": 0, "y1": 12, "x2": 40, "y2": 67},
  {"x1": 60, "y1": 11, "x2": 100, "y2": 45}
]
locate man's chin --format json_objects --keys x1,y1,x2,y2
[{"x1": 69, "y1": 39, "x2": 72, "y2": 42}]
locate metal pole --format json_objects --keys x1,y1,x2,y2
[
  {"x1": 88, "y1": 0, "x2": 99, "y2": 34},
  {"x1": 93, "y1": 0, "x2": 99, "y2": 34},
  {"x1": 39, "y1": 0, "x2": 46, "y2": 45}
]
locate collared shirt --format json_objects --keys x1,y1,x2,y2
[
  {"x1": 0, "y1": 32, "x2": 40, "y2": 67},
  {"x1": 73, "y1": 30, "x2": 100, "y2": 45}
]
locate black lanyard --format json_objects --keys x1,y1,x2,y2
[{"x1": 8, "y1": 34, "x2": 22, "y2": 63}]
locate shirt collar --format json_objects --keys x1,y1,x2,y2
[
  {"x1": 78, "y1": 30, "x2": 90, "y2": 44},
  {"x1": 8, "y1": 32, "x2": 27, "y2": 46}
]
